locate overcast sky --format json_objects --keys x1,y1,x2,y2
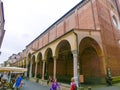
[{"x1": 0, "y1": 0, "x2": 81, "y2": 63}]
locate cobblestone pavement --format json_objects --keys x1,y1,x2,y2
[
  {"x1": 20, "y1": 80, "x2": 120, "y2": 90},
  {"x1": 81, "y1": 83, "x2": 120, "y2": 90},
  {"x1": 21, "y1": 80, "x2": 49, "y2": 90}
]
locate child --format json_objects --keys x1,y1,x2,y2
[{"x1": 70, "y1": 77, "x2": 77, "y2": 90}]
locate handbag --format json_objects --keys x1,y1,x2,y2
[{"x1": 13, "y1": 82, "x2": 16, "y2": 88}]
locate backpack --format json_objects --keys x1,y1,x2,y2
[{"x1": 74, "y1": 84, "x2": 77, "y2": 90}]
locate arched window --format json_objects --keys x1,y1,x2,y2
[
  {"x1": 118, "y1": 40, "x2": 120, "y2": 45},
  {"x1": 111, "y1": 11, "x2": 120, "y2": 30},
  {"x1": 112, "y1": 15, "x2": 118, "y2": 28}
]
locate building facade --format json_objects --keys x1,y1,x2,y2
[{"x1": 8, "y1": 0, "x2": 120, "y2": 84}]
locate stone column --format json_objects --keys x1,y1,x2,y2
[
  {"x1": 42, "y1": 60, "x2": 46, "y2": 80},
  {"x1": 53, "y1": 56, "x2": 57, "y2": 79},
  {"x1": 29, "y1": 60, "x2": 33, "y2": 78},
  {"x1": 34, "y1": 61, "x2": 38, "y2": 78},
  {"x1": 72, "y1": 50, "x2": 79, "y2": 87}
]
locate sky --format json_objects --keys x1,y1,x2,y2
[{"x1": 0, "y1": 0, "x2": 81, "y2": 63}]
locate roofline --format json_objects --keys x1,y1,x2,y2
[{"x1": 26, "y1": 0, "x2": 89, "y2": 47}]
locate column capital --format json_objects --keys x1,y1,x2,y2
[
  {"x1": 72, "y1": 50, "x2": 78, "y2": 54},
  {"x1": 53, "y1": 56, "x2": 58, "y2": 60},
  {"x1": 35, "y1": 59, "x2": 40, "y2": 63},
  {"x1": 72, "y1": 50, "x2": 78, "y2": 57},
  {"x1": 42, "y1": 59, "x2": 46, "y2": 62}
]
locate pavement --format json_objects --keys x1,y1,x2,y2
[
  {"x1": 80, "y1": 83, "x2": 120, "y2": 90},
  {"x1": 20, "y1": 80, "x2": 49, "y2": 90},
  {"x1": 20, "y1": 79, "x2": 120, "y2": 90}
]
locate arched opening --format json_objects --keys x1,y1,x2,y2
[
  {"x1": 44, "y1": 48, "x2": 53, "y2": 79},
  {"x1": 24, "y1": 59, "x2": 26, "y2": 68},
  {"x1": 27, "y1": 53, "x2": 31, "y2": 77},
  {"x1": 55, "y1": 40, "x2": 73, "y2": 83},
  {"x1": 32, "y1": 55, "x2": 35, "y2": 77},
  {"x1": 20, "y1": 62, "x2": 22, "y2": 67},
  {"x1": 37, "y1": 52, "x2": 43, "y2": 79},
  {"x1": 79, "y1": 37, "x2": 103, "y2": 84}
]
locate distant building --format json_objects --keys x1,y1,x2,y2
[
  {"x1": 0, "y1": 62, "x2": 4, "y2": 67},
  {"x1": 0, "y1": 0, "x2": 5, "y2": 54},
  {"x1": 6, "y1": 54, "x2": 17, "y2": 66},
  {"x1": 8, "y1": 0, "x2": 120, "y2": 84}
]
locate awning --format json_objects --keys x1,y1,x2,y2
[{"x1": 0, "y1": 66, "x2": 27, "y2": 73}]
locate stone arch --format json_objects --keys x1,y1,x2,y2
[
  {"x1": 37, "y1": 52, "x2": 43, "y2": 78},
  {"x1": 55, "y1": 40, "x2": 72, "y2": 56},
  {"x1": 55, "y1": 40, "x2": 73, "y2": 83},
  {"x1": 79, "y1": 37, "x2": 102, "y2": 56},
  {"x1": 44, "y1": 48, "x2": 53, "y2": 79},
  {"x1": 32, "y1": 55, "x2": 36, "y2": 77},
  {"x1": 79, "y1": 37, "x2": 103, "y2": 84}
]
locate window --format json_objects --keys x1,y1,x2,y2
[
  {"x1": 112, "y1": 15, "x2": 118, "y2": 28},
  {"x1": 111, "y1": 11, "x2": 120, "y2": 30},
  {"x1": 118, "y1": 40, "x2": 120, "y2": 44}
]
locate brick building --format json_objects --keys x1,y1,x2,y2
[{"x1": 9, "y1": 0, "x2": 120, "y2": 84}]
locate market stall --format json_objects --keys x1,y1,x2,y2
[{"x1": 0, "y1": 66, "x2": 27, "y2": 89}]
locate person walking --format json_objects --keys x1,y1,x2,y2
[
  {"x1": 50, "y1": 78, "x2": 61, "y2": 90},
  {"x1": 106, "y1": 68, "x2": 112, "y2": 86},
  {"x1": 47, "y1": 76, "x2": 53, "y2": 86},
  {"x1": 14, "y1": 74, "x2": 23, "y2": 90},
  {"x1": 70, "y1": 77, "x2": 77, "y2": 90}
]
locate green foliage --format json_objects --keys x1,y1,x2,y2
[
  {"x1": 36, "y1": 74, "x2": 41, "y2": 79},
  {"x1": 57, "y1": 75, "x2": 72, "y2": 84},
  {"x1": 32, "y1": 73, "x2": 35, "y2": 77},
  {"x1": 112, "y1": 76, "x2": 120, "y2": 83}
]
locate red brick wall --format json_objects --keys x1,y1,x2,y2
[
  {"x1": 26, "y1": 0, "x2": 120, "y2": 77},
  {"x1": 32, "y1": 64, "x2": 35, "y2": 75},
  {"x1": 49, "y1": 27, "x2": 56, "y2": 42},
  {"x1": 78, "y1": 1, "x2": 95, "y2": 29},
  {"x1": 56, "y1": 22, "x2": 65, "y2": 38},
  {"x1": 42, "y1": 33, "x2": 49, "y2": 46},
  {"x1": 48, "y1": 63, "x2": 54, "y2": 75},
  {"x1": 37, "y1": 64, "x2": 42, "y2": 75},
  {"x1": 38, "y1": 37, "x2": 43, "y2": 49},
  {"x1": 37, "y1": 65, "x2": 41, "y2": 74},
  {"x1": 65, "y1": 13, "x2": 77, "y2": 32},
  {"x1": 28, "y1": 0, "x2": 100, "y2": 49},
  {"x1": 96, "y1": 0, "x2": 120, "y2": 76},
  {"x1": 116, "y1": 0, "x2": 120, "y2": 14}
]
